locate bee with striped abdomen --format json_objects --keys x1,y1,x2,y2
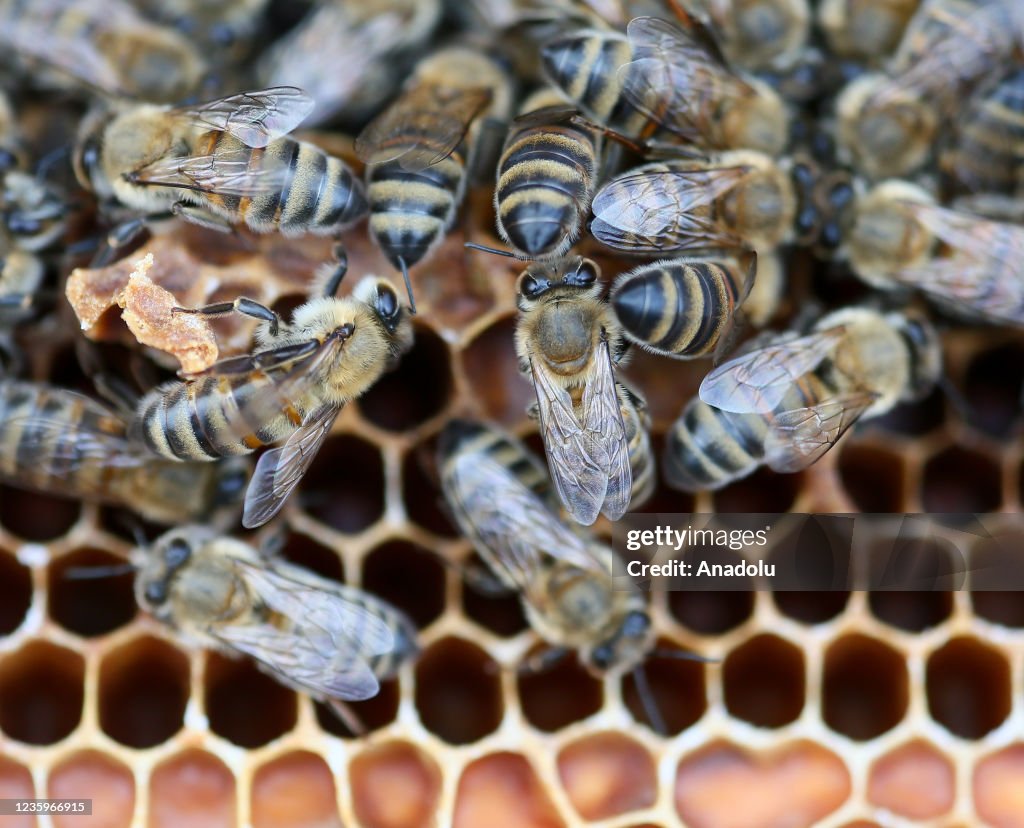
[
  {"x1": 817, "y1": 0, "x2": 921, "y2": 67},
  {"x1": 0, "y1": 379, "x2": 249, "y2": 524},
  {"x1": 136, "y1": 526, "x2": 418, "y2": 723},
  {"x1": 355, "y1": 46, "x2": 512, "y2": 278},
  {"x1": 663, "y1": 306, "x2": 942, "y2": 491},
  {"x1": 541, "y1": 14, "x2": 788, "y2": 155},
  {"x1": 73, "y1": 87, "x2": 367, "y2": 240},
  {"x1": 688, "y1": 0, "x2": 811, "y2": 74},
  {"x1": 494, "y1": 87, "x2": 602, "y2": 260},
  {"x1": 131, "y1": 259, "x2": 414, "y2": 529}
]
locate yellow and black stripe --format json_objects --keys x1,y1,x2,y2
[{"x1": 439, "y1": 418, "x2": 551, "y2": 503}]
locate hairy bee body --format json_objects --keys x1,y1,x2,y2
[
  {"x1": 619, "y1": 382, "x2": 656, "y2": 508},
  {"x1": 818, "y1": 0, "x2": 921, "y2": 65},
  {"x1": 664, "y1": 307, "x2": 942, "y2": 491},
  {"x1": 0, "y1": 380, "x2": 248, "y2": 523},
  {"x1": 495, "y1": 88, "x2": 601, "y2": 259},
  {"x1": 696, "y1": 0, "x2": 811, "y2": 72},
  {"x1": 137, "y1": 527, "x2": 418, "y2": 703},
  {"x1": 0, "y1": 250, "x2": 44, "y2": 325}
]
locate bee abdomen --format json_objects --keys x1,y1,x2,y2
[
  {"x1": 948, "y1": 68, "x2": 1024, "y2": 194},
  {"x1": 613, "y1": 261, "x2": 743, "y2": 357},
  {"x1": 663, "y1": 399, "x2": 766, "y2": 492}
]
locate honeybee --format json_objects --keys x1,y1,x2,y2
[
  {"x1": 686, "y1": 0, "x2": 811, "y2": 74},
  {"x1": 610, "y1": 252, "x2": 758, "y2": 358},
  {"x1": 590, "y1": 151, "x2": 806, "y2": 254},
  {"x1": 0, "y1": 380, "x2": 249, "y2": 524},
  {"x1": 438, "y1": 418, "x2": 655, "y2": 675},
  {"x1": 514, "y1": 256, "x2": 651, "y2": 524},
  {"x1": 136, "y1": 526, "x2": 418, "y2": 719},
  {"x1": 2, "y1": 170, "x2": 68, "y2": 253},
  {"x1": 355, "y1": 46, "x2": 512, "y2": 276},
  {"x1": 259, "y1": 0, "x2": 442, "y2": 126},
  {"x1": 0, "y1": 0, "x2": 206, "y2": 102},
  {"x1": 494, "y1": 87, "x2": 603, "y2": 259},
  {"x1": 131, "y1": 263, "x2": 414, "y2": 529},
  {"x1": 663, "y1": 306, "x2": 942, "y2": 491},
  {"x1": 942, "y1": 67, "x2": 1024, "y2": 208},
  {"x1": 73, "y1": 87, "x2": 367, "y2": 239},
  {"x1": 835, "y1": 0, "x2": 1022, "y2": 179},
  {"x1": 843, "y1": 180, "x2": 1024, "y2": 328},
  {"x1": 817, "y1": 0, "x2": 922, "y2": 66},
  {"x1": 0, "y1": 92, "x2": 24, "y2": 172},
  {"x1": 132, "y1": 0, "x2": 270, "y2": 59},
  {"x1": 541, "y1": 15, "x2": 788, "y2": 155},
  {"x1": 0, "y1": 249, "x2": 44, "y2": 328}
]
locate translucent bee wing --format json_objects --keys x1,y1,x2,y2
[
  {"x1": 177, "y1": 87, "x2": 315, "y2": 148},
  {"x1": 128, "y1": 145, "x2": 294, "y2": 197},
  {"x1": 1, "y1": 411, "x2": 149, "y2": 473},
  {"x1": 763, "y1": 392, "x2": 877, "y2": 473},
  {"x1": 581, "y1": 340, "x2": 632, "y2": 521},
  {"x1": 699, "y1": 327, "x2": 845, "y2": 414},
  {"x1": 242, "y1": 403, "x2": 341, "y2": 529},
  {"x1": 510, "y1": 103, "x2": 583, "y2": 129},
  {"x1": 178, "y1": 340, "x2": 321, "y2": 380},
  {"x1": 590, "y1": 167, "x2": 749, "y2": 252},
  {"x1": 354, "y1": 85, "x2": 492, "y2": 172}
]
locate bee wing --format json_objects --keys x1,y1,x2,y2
[
  {"x1": 590, "y1": 167, "x2": 749, "y2": 252},
  {"x1": 179, "y1": 340, "x2": 322, "y2": 380},
  {"x1": 582, "y1": 343, "x2": 632, "y2": 521},
  {"x1": 175, "y1": 87, "x2": 315, "y2": 148},
  {"x1": 699, "y1": 327, "x2": 845, "y2": 414},
  {"x1": 242, "y1": 403, "x2": 341, "y2": 529},
  {"x1": 618, "y1": 16, "x2": 754, "y2": 146},
  {"x1": 354, "y1": 86, "x2": 492, "y2": 172},
  {"x1": 128, "y1": 145, "x2": 293, "y2": 197},
  {"x1": 511, "y1": 103, "x2": 583, "y2": 129},
  {"x1": 444, "y1": 450, "x2": 605, "y2": 599},
  {"x1": 763, "y1": 392, "x2": 878, "y2": 473}
]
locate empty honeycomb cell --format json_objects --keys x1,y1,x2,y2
[
  {"x1": 315, "y1": 678, "x2": 401, "y2": 738},
  {"x1": 461, "y1": 314, "x2": 533, "y2": 425},
  {"x1": 278, "y1": 531, "x2": 344, "y2": 582},
  {"x1": 969, "y1": 531, "x2": 1024, "y2": 627},
  {"x1": 251, "y1": 751, "x2": 341, "y2": 828},
  {"x1": 453, "y1": 752, "x2": 565, "y2": 828},
  {"x1": 926, "y1": 637, "x2": 1011, "y2": 739},
  {"x1": 415, "y1": 637, "x2": 503, "y2": 745},
  {"x1": 623, "y1": 644, "x2": 707, "y2": 735},
  {"x1": 867, "y1": 739, "x2": 955, "y2": 819},
  {"x1": 0, "y1": 549, "x2": 32, "y2": 635},
  {"x1": 98, "y1": 636, "x2": 189, "y2": 749},
  {"x1": 0, "y1": 486, "x2": 79, "y2": 542},
  {"x1": 48, "y1": 548, "x2": 136, "y2": 637},
  {"x1": 349, "y1": 741, "x2": 442, "y2": 828},
  {"x1": 822, "y1": 634, "x2": 908, "y2": 740},
  {"x1": 869, "y1": 590, "x2": 953, "y2": 632},
  {"x1": 48, "y1": 750, "x2": 134, "y2": 828},
  {"x1": 358, "y1": 323, "x2": 452, "y2": 432},
  {"x1": 402, "y1": 438, "x2": 459, "y2": 537},
  {"x1": 669, "y1": 589, "x2": 755, "y2": 635},
  {"x1": 518, "y1": 650, "x2": 603, "y2": 732},
  {"x1": 772, "y1": 591, "x2": 849, "y2": 625},
  {"x1": 149, "y1": 750, "x2": 236, "y2": 828},
  {"x1": 973, "y1": 744, "x2": 1024, "y2": 828},
  {"x1": 838, "y1": 444, "x2": 906, "y2": 512},
  {"x1": 361, "y1": 540, "x2": 446, "y2": 628},
  {"x1": 963, "y1": 343, "x2": 1024, "y2": 439},
  {"x1": 299, "y1": 434, "x2": 384, "y2": 532},
  {"x1": 557, "y1": 732, "x2": 657, "y2": 820},
  {"x1": 204, "y1": 653, "x2": 297, "y2": 748},
  {"x1": 462, "y1": 556, "x2": 529, "y2": 637},
  {"x1": 971, "y1": 590, "x2": 1024, "y2": 628},
  {"x1": 674, "y1": 740, "x2": 851, "y2": 828},
  {"x1": 723, "y1": 634, "x2": 805, "y2": 728},
  {"x1": 0, "y1": 755, "x2": 35, "y2": 828},
  {"x1": 0, "y1": 640, "x2": 83, "y2": 745},
  {"x1": 922, "y1": 446, "x2": 1003, "y2": 513},
  {"x1": 869, "y1": 387, "x2": 945, "y2": 437},
  {"x1": 713, "y1": 467, "x2": 802, "y2": 513}
]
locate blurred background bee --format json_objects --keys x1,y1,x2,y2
[
  {"x1": 0, "y1": 0, "x2": 206, "y2": 102},
  {"x1": 683, "y1": 0, "x2": 812, "y2": 74},
  {"x1": 74, "y1": 86, "x2": 367, "y2": 253},
  {"x1": 541, "y1": 14, "x2": 789, "y2": 155},
  {"x1": 132, "y1": 0, "x2": 270, "y2": 65},
  {"x1": 0, "y1": 379, "x2": 249, "y2": 524},
  {"x1": 817, "y1": 0, "x2": 922, "y2": 69},
  {"x1": 135, "y1": 526, "x2": 418, "y2": 728},
  {"x1": 841, "y1": 180, "x2": 1024, "y2": 327},
  {"x1": 355, "y1": 46, "x2": 513, "y2": 278},
  {"x1": 664, "y1": 306, "x2": 943, "y2": 491},
  {"x1": 132, "y1": 263, "x2": 414, "y2": 529}
]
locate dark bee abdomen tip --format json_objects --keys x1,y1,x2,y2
[
  {"x1": 611, "y1": 277, "x2": 661, "y2": 339},
  {"x1": 505, "y1": 213, "x2": 569, "y2": 258}
]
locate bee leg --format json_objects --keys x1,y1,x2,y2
[
  {"x1": 320, "y1": 245, "x2": 349, "y2": 298},
  {"x1": 73, "y1": 337, "x2": 139, "y2": 420},
  {"x1": 172, "y1": 298, "x2": 283, "y2": 337},
  {"x1": 517, "y1": 646, "x2": 569, "y2": 676},
  {"x1": 170, "y1": 202, "x2": 234, "y2": 234},
  {"x1": 326, "y1": 698, "x2": 366, "y2": 737},
  {"x1": 91, "y1": 217, "x2": 148, "y2": 267},
  {"x1": 632, "y1": 665, "x2": 668, "y2": 735}
]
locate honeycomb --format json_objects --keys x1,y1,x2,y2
[{"x1": 3, "y1": 4, "x2": 1024, "y2": 828}]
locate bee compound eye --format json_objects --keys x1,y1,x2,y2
[
  {"x1": 377, "y1": 287, "x2": 399, "y2": 320},
  {"x1": 164, "y1": 538, "x2": 191, "y2": 569},
  {"x1": 575, "y1": 261, "x2": 598, "y2": 285},
  {"x1": 521, "y1": 274, "x2": 545, "y2": 298},
  {"x1": 144, "y1": 581, "x2": 168, "y2": 605}
]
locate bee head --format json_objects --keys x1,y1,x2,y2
[
  {"x1": 892, "y1": 309, "x2": 943, "y2": 401},
  {"x1": 587, "y1": 609, "x2": 652, "y2": 673},
  {"x1": 518, "y1": 257, "x2": 600, "y2": 302},
  {"x1": 139, "y1": 530, "x2": 199, "y2": 607},
  {"x1": 72, "y1": 110, "x2": 110, "y2": 196}
]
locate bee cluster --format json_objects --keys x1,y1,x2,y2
[{"x1": 0, "y1": 0, "x2": 1023, "y2": 826}]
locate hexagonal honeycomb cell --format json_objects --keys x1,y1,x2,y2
[{"x1": 1, "y1": 2, "x2": 1023, "y2": 826}]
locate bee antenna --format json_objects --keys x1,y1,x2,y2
[
  {"x1": 650, "y1": 647, "x2": 718, "y2": 663},
  {"x1": 397, "y1": 256, "x2": 417, "y2": 315},
  {"x1": 632, "y1": 665, "x2": 668, "y2": 735},
  {"x1": 464, "y1": 242, "x2": 517, "y2": 258},
  {"x1": 64, "y1": 562, "x2": 137, "y2": 580}
]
